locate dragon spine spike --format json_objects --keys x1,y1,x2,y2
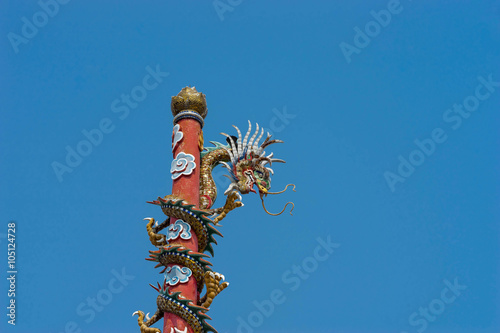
[
  {"x1": 241, "y1": 120, "x2": 252, "y2": 157},
  {"x1": 222, "y1": 174, "x2": 234, "y2": 181},
  {"x1": 224, "y1": 183, "x2": 238, "y2": 195},
  {"x1": 233, "y1": 125, "x2": 243, "y2": 157},
  {"x1": 261, "y1": 139, "x2": 284, "y2": 151},
  {"x1": 263, "y1": 133, "x2": 272, "y2": 144},
  {"x1": 227, "y1": 135, "x2": 238, "y2": 164},
  {"x1": 247, "y1": 122, "x2": 260, "y2": 154},
  {"x1": 220, "y1": 161, "x2": 232, "y2": 172},
  {"x1": 252, "y1": 127, "x2": 265, "y2": 154},
  {"x1": 220, "y1": 133, "x2": 237, "y2": 165},
  {"x1": 257, "y1": 133, "x2": 272, "y2": 155},
  {"x1": 256, "y1": 156, "x2": 272, "y2": 166}
]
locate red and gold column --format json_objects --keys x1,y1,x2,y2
[
  {"x1": 139, "y1": 87, "x2": 222, "y2": 333},
  {"x1": 164, "y1": 87, "x2": 206, "y2": 332}
]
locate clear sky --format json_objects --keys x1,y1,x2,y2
[{"x1": 1, "y1": 1, "x2": 499, "y2": 332}]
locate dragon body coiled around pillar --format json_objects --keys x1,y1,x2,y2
[{"x1": 199, "y1": 143, "x2": 230, "y2": 211}]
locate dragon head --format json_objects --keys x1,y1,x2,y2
[
  {"x1": 220, "y1": 121, "x2": 294, "y2": 215},
  {"x1": 232, "y1": 153, "x2": 272, "y2": 195}
]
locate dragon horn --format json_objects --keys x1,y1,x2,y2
[
  {"x1": 241, "y1": 120, "x2": 252, "y2": 157},
  {"x1": 232, "y1": 125, "x2": 243, "y2": 158},
  {"x1": 270, "y1": 158, "x2": 286, "y2": 163}
]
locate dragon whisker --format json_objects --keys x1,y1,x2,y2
[
  {"x1": 265, "y1": 183, "x2": 296, "y2": 195},
  {"x1": 260, "y1": 196, "x2": 294, "y2": 216}
]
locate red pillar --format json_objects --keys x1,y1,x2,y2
[{"x1": 164, "y1": 87, "x2": 207, "y2": 333}]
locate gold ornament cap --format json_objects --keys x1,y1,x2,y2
[{"x1": 171, "y1": 86, "x2": 207, "y2": 119}]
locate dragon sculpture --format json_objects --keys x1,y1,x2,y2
[
  {"x1": 200, "y1": 120, "x2": 295, "y2": 219},
  {"x1": 134, "y1": 119, "x2": 294, "y2": 333}
]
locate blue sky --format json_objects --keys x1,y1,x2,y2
[{"x1": 1, "y1": 1, "x2": 499, "y2": 332}]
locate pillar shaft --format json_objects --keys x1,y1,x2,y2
[{"x1": 164, "y1": 87, "x2": 207, "y2": 333}]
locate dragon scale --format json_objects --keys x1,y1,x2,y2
[{"x1": 199, "y1": 148, "x2": 230, "y2": 211}]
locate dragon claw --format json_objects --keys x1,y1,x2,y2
[{"x1": 200, "y1": 271, "x2": 230, "y2": 309}]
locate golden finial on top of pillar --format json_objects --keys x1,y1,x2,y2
[{"x1": 171, "y1": 86, "x2": 207, "y2": 121}]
